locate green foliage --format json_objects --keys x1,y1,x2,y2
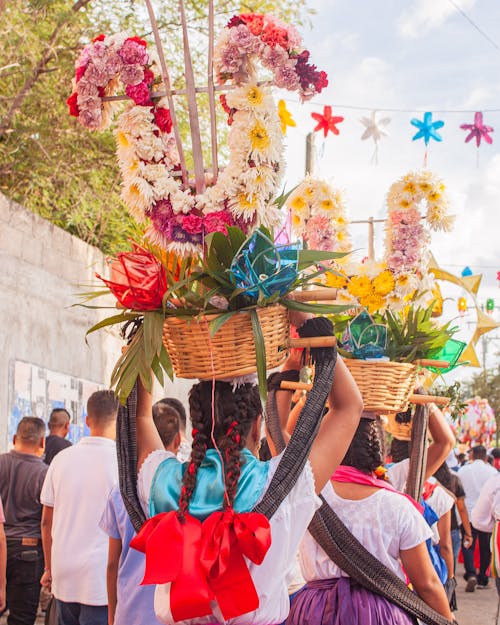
[
  {"x1": 463, "y1": 367, "x2": 500, "y2": 433},
  {"x1": 0, "y1": 0, "x2": 310, "y2": 254},
  {"x1": 429, "y1": 381, "x2": 468, "y2": 421}
]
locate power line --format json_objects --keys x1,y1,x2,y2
[{"x1": 447, "y1": 0, "x2": 500, "y2": 52}]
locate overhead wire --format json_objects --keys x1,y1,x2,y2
[{"x1": 447, "y1": 0, "x2": 500, "y2": 52}]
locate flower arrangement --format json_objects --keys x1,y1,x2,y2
[
  {"x1": 69, "y1": 15, "x2": 327, "y2": 257},
  {"x1": 286, "y1": 176, "x2": 351, "y2": 253}
]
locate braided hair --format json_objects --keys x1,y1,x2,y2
[
  {"x1": 177, "y1": 381, "x2": 262, "y2": 519},
  {"x1": 341, "y1": 418, "x2": 384, "y2": 476}
]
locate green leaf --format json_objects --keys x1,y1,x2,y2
[
  {"x1": 208, "y1": 311, "x2": 235, "y2": 337},
  {"x1": 297, "y1": 249, "x2": 349, "y2": 271},
  {"x1": 159, "y1": 344, "x2": 174, "y2": 381},
  {"x1": 85, "y1": 312, "x2": 140, "y2": 341},
  {"x1": 282, "y1": 299, "x2": 354, "y2": 315},
  {"x1": 250, "y1": 309, "x2": 267, "y2": 402},
  {"x1": 143, "y1": 311, "x2": 164, "y2": 365}
]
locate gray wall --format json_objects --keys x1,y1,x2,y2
[{"x1": 0, "y1": 193, "x2": 192, "y2": 451}]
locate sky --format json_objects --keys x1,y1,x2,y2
[{"x1": 278, "y1": 0, "x2": 500, "y2": 374}]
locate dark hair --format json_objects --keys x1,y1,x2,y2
[
  {"x1": 178, "y1": 381, "x2": 261, "y2": 519},
  {"x1": 457, "y1": 452, "x2": 466, "y2": 464},
  {"x1": 341, "y1": 418, "x2": 383, "y2": 475},
  {"x1": 16, "y1": 417, "x2": 46, "y2": 445},
  {"x1": 157, "y1": 397, "x2": 187, "y2": 431},
  {"x1": 491, "y1": 448, "x2": 500, "y2": 459},
  {"x1": 391, "y1": 438, "x2": 411, "y2": 463},
  {"x1": 87, "y1": 390, "x2": 119, "y2": 424},
  {"x1": 434, "y1": 462, "x2": 453, "y2": 491},
  {"x1": 259, "y1": 437, "x2": 272, "y2": 462},
  {"x1": 471, "y1": 445, "x2": 487, "y2": 460},
  {"x1": 48, "y1": 408, "x2": 71, "y2": 428},
  {"x1": 152, "y1": 402, "x2": 180, "y2": 448}
]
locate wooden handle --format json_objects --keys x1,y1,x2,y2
[
  {"x1": 288, "y1": 336, "x2": 337, "y2": 348},
  {"x1": 280, "y1": 380, "x2": 313, "y2": 391},
  {"x1": 288, "y1": 288, "x2": 338, "y2": 302},
  {"x1": 413, "y1": 359, "x2": 450, "y2": 368},
  {"x1": 409, "y1": 394, "x2": 451, "y2": 406}
]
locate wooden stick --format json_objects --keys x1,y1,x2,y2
[
  {"x1": 288, "y1": 288, "x2": 338, "y2": 302},
  {"x1": 409, "y1": 394, "x2": 450, "y2": 406},
  {"x1": 207, "y1": 0, "x2": 219, "y2": 182},
  {"x1": 144, "y1": 0, "x2": 188, "y2": 187},
  {"x1": 101, "y1": 81, "x2": 272, "y2": 102},
  {"x1": 281, "y1": 380, "x2": 312, "y2": 391},
  {"x1": 288, "y1": 337, "x2": 337, "y2": 348},
  {"x1": 413, "y1": 359, "x2": 450, "y2": 368},
  {"x1": 179, "y1": 0, "x2": 205, "y2": 194}
]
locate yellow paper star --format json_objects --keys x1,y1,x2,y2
[{"x1": 278, "y1": 99, "x2": 296, "y2": 135}]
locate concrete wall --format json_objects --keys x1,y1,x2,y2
[{"x1": 0, "y1": 193, "x2": 192, "y2": 451}]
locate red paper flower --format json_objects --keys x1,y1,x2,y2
[
  {"x1": 96, "y1": 245, "x2": 167, "y2": 311},
  {"x1": 67, "y1": 92, "x2": 79, "y2": 117},
  {"x1": 92, "y1": 34, "x2": 105, "y2": 43},
  {"x1": 311, "y1": 105, "x2": 344, "y2": 137},
  {"x1": 182, "y1": 214, "x2": 204, "y2": 235},
  {"x1": 154, "y1": 107, "x2": 172, "y2": 133}
]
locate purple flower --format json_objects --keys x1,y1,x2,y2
[
  {"x1": 274, "y1": 59, "x2": 300, "y2": 91},
  {"x1": 120, "y1": 64, "x2": 144, "y2": 86},
  {"x1": 84, "y1": 62, "x2": 110, "y2": 87},
  {"x1": 220, "y1": 45, "x2": 243, "y2": 73},
  {"x1": 228, "y1": 24, "x2": 258, "y2": 52},
  {"x1": 386, "y1": 251, "x2": 405, "y2": 272},
  {"x1": 119, "y1": 39, "x2": 149, "y2": 65},
  {"x1": 148, "y1": 199, "x2": 175, "y2": 238},
  {"x1": 171, "y1": 224, "x2": 203, "y2": 245}
]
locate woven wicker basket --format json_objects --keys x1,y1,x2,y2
[
  {"x1": 384, "y1": 413, "x2": 412, "y2": 441},
  {"x1": 343, "y1": 359, "x2": 418, "y2": 414},
  {"x1": 162, "y1": 304, "x2": 289, "y2": 379}
]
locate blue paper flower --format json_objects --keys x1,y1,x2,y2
[
  {"x1": 342, "y1": 311, "x2": 387, "y2": 360},
  {"x1": 230, "y1": 230, "x2": 300, "y2": 301},
  {"x1": 411, "y1": 111, "x2": 444, "y2": 146}
]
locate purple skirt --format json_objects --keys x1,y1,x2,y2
[{"x1": 286, "y1": 577, "x2": 416, "y2": 625}]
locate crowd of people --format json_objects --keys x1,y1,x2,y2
[{"x1": 0, "y1": 324, "x2": 499, "y2": 625}]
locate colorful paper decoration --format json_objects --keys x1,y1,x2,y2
[
  {"x1": 460, "y1": 112, "x2": 494, "y2": 147},
  {"x1": 311, "y1": 105, "x2": 344, "y2": 138},
  {"x1": 457, "y1": 296, "x2": 467, "y2": 316},
  {"x1": 341, "y1": 311, "x2": 387, "y2": 360},
  {"x1": 486, "y1": 298, "x2": 495, "y2": 314},
  {"x1": 497, "y1": 270, "x2": 500, "y2": 287},
  {"x1": 411, "y1": 111, "x2": 444, "y2": 146},
  {"x1": 360, "y1": 110, "x2": 391, "y2": 143},
  {"x1": 461, "y1": 266, "x2": 473, "y2": 277},
  {"x1": 277, "y1": 99, "x2": 296, "y2": 135}
]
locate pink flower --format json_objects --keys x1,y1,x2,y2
[
  {"x1": 274, "y1": 60, "x2": 300, "y2": 91},
  {"x1": 119, "y1": 39, "x2": 149, "y2": 65},
  {"x1": 78, "y1": 109, "x2": 101, "y2": 129},
  {"x1": 143, "y1": 68, "x2": 155, "y2": 85},
  {"x1": 402, "y1": 208, "x2": 421, "y2": 225},
  {"x1": 305, "y1": 215, "x2": 335, "y2": 251},
  {"x1": 220, "y1": 45, "x2": 243, "y2": 73},
  {"x1": 182, "y1": 214, "x2": 204, "y2": 234},
  {"x1": 262, "y1": 44, "x2": 289, "y2": 70},
  {"x1": 261, "y1": 24, "x2": 289, "y2": 49},
  {"x1": 120, "y1": 64, "x2": 144, "y2": 86},
  {"x1": 88, "y1": 41, "x2": 107, "y2": 60},
  {"x1": 285, "y1": 24, "x2": 302, "y2": 50},
  {"x1": 77, "y1": 93, "x2": 101, "y2": 112},
  {"x1": 390, "y1": 210, "x2": 404, "y2": 224},
  {"x1": 228, "y1": 24, "x2": 257, "y2": 52},
  {"x1": 84, "y1": 62, "x2": 110, "y2": 87},
  {"x1": 204, "y1": 210, "x2": 234, "y2": 234},
  {"x1": 125, "y1": 82, "x2": 152, "y2": 106},
  {"x1": 154, "y1": 107, "x2": 172, "y2": 133},
  {"x1": 386, "y1": 251, "x2": 405, "y2": 272},
  {"x1": 77, "y1": 78, "x2": 99, "y2": 96},
  {"x1": 148, "y1": 199, "x2": 174, "y2": 238},
  {"x1": 105, "y1": 51, "x2": 123, "y2": 76}
]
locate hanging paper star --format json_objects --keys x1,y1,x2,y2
[
  {"x1": 360, "y1": 110, "x2": 391, "y2": 143},
  {"x1": 410, "y1": 111, "x2": 444, "y2": 146},
  {"x1": 277, "y1": 99, "x2": 296, "y2": 135},
  {"x1": 460, "y1": 111, "x2": 494, "y2": 147},
  {"x1": 311, "y1": 105, "x2": 344, "y2": 138}
]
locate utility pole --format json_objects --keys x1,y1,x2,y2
[{"x1": 305, "y1": 132, "x2": 315, "y2": 175}]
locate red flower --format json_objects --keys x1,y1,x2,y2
[
  {"x1": 226, "y1": 15, "x2": 245, "y2": 28},
  {"x1": 96, "y1": 245, "x2": 167, "y2": 311},
  {"x1": 125, "y1": 82, "x2": 152, "y2": 106},
  {"x1": 154, "y1": 107, "x2": 172, "y2": 133},
  {"x1": 182, "y1": 214, "x2": 204, "y2": 235},
  {"x1": 295, "y1": 50, "x2": 328, "y2": 93},
  {"x1": 75, "y1": 65, "x2": 86, "y2": 82},
  {"x1": 241, "y1": 14, "x2": 264, "y2": 36},
  {"x1": 143, "y1": 68, "x2": 155, "y2": 85},
  {"x1": 204, "y1": 210, "x2": 234, "y2": 235},
  {"x1": 261, "y1": 25, "x2": 289, "y2": 49},
  {"x1": 67, "y1": 92, "x2": 79, "y2": 117},
  {"x1": 92, "y1": 34, "x2": 105, "y2": 42},
  {"x1": 126, "y1": 36, "x2": 147, "y2": 47}
]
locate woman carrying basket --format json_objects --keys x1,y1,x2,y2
[{"x1": 130, "y1": 315, "x2": 363, "y2": 625}]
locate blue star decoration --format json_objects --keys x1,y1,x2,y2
[{"x1": 410, "y1": 111, "x2": 444, "y2": 146}]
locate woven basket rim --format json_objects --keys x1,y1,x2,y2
[{"x1": 164, "y1": 302, "x2": 287, "y2": 324}]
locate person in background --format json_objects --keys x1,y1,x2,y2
[
  {"x1": 100, "y1": 402, "x2": 181, "y2": 625},
  {"x1": 491, "y1": 448, "x2": 500, "y2": 471},
  {"x1": 456, "y1": 453, "x2": 467, "y2": 469},
  {"x1": 44, "y1": 409, "x2": 72, "y2": 465},
  {"x1": 40, "y1": 391, "x2": 119, "y2": 625},
  {"x1": 458, "y1": 444, "x2": 497, "y2": 591},
  {"x1": 156, "y1": 397, "x2": 190, "y2": 462},
  {"x1": 0, "y1": 417, "x2": 47, "y2": 625},
  {"x1": 0, "y1": 497, "x2": 7, "y2": 613}
]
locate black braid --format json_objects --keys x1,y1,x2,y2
[{"x1": 341, "y1": 419, "x2": 383, "y2": 475}]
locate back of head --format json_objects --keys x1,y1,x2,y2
[
  {"x1": 152, "y1": 402, "x2": 180, "y2": 448},
  {"x1": 48, "y1": 408, "x2": 71, "y2": 431},
  {"x1": 341, "y1": 418, "x2": 383, "y2": 475},
  {"x1": 471, "y1": 445, "x2": 487, "y2": 461},
  {"x1": 15, "y1": 417, "x2": 46, "y2": 451},
  {"x1": 391, "y1": 438, "x2": 411, "y2": 464},
  {"x1": 178, "y1": 380, "x2": 262, "y2": 517},
  {"x1": 158, "y1": 397, "x2": 187, "y2": 432},
  {"x1": 87, "y1": 390, "x2": 119, "y2": 429}
]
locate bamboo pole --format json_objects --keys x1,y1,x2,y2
[
  {"x1": 413, "y1": 359, "x2": 450, "y2": 368},
  {"x1": 178, "y1": 0, "x2": 205, "y2": 194},
  {"x1": 207, "y1": 0, "x2": 219, "y2": 182},
  {"x1": 144, "y1": 0, "x2": 188, "y2": 187},
  {"x1": 288, "y1": 288, "x2": 338, "y2": 302},
  {"x1": 288, "y1": 336, "x2": 337, "y2": 349}
]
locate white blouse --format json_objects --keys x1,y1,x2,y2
[
  {"x1": 138, "y1": 450, "x2": 321, "y2": 625},
  {"x1": 300, "y1": 482, "x2": 432, "y2": 582}
]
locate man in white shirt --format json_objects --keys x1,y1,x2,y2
[
  {"x1": 471, "y1": 472, "x2": 500, "y2": 596},
  {"x1": 458, "y1": 445, "x2": 497, "y2": 590},
  {"x1": 40, "y1": 391, "x2": 119, "y2": 625}
]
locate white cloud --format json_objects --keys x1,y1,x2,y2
[{"x1": 397, "y1": 0, "x2": 477, "y2": 39}]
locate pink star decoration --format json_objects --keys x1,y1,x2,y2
[{"x1": 460, "y1": 112, "x2": 494, "y2": 147}]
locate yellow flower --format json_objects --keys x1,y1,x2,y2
[
  {"x1": 290, "y1": 195, "x2": 308, "y2": 212},
  {"x1": 116, "y1": 131, "x2": 130, "y2": 148},
  {"x1": 249, "y1": 121, "x2": 270, "y2": 151},
  {"x1": 126, "y1": 159, "x2": 139, "y2": 175},
  {"x1": 428, "y1": 191, "x2": 442, "y2": 202},
  {"x1": 304, "y1": 185, "x2": 316, "y2": 199},
  {"x1": 337, "y1": 231, "x2": 346, "y2": 242},
  {"x1": 418, "y1": 182, "x2": 432, "y2": 192},
  {"x1": 360, "y1": 293, "x2": 386, "y2": 314},
  {"x1": 325, "y1": 272, "x2": 348, "y2": 289},
  {"x1": 277, "y1": 99, "x2": 296, "y2": 135},
  {"x1": 398, "y1": 198, "x2": 411, "y2": 209},
  {"x1": 238, "y1": 193, "x2": 257, "y2": 211},
  {"x1": 321, "y1": 198, "x2": 334, "y2": 211},
  {"x1": 403, "y1": 181, "x2": 417, "y2": 194},
  {"x1": 337, "y1": 216, "x2": 346, "y2": 225},
  {"x1": 291, "y1": 213, "x2": 304, "y2": 229},
  {"x1": 372, "y1": 269, "x2": 395, "y2": 296},
  {"x1": 347, "y1": 275, "x2": 373, "y2": 298},
  {"x1": 246, "y1": 86, "x2": 264, "y2": 107}
]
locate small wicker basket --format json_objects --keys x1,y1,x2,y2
[
  {"x1": 384, "y1": 413, "x2": 412, "y2": 441},
  {"x1": 162, "y1": 304, "x2": 289, "y2": 379},
  {"x1": 343, "y1": 359, "x2": 418, "y2": 415}
]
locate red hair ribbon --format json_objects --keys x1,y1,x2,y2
[{"x1": 131, "y1": 508, "x2": 272, "y2": 621}]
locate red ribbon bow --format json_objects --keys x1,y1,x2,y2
[{"x1": 130, "y1": 509, "x2": 271, "y2": 622}]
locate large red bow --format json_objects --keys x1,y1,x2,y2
[{"x1": 130, "y1": 509, "x2": 271, "y2": 622}]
